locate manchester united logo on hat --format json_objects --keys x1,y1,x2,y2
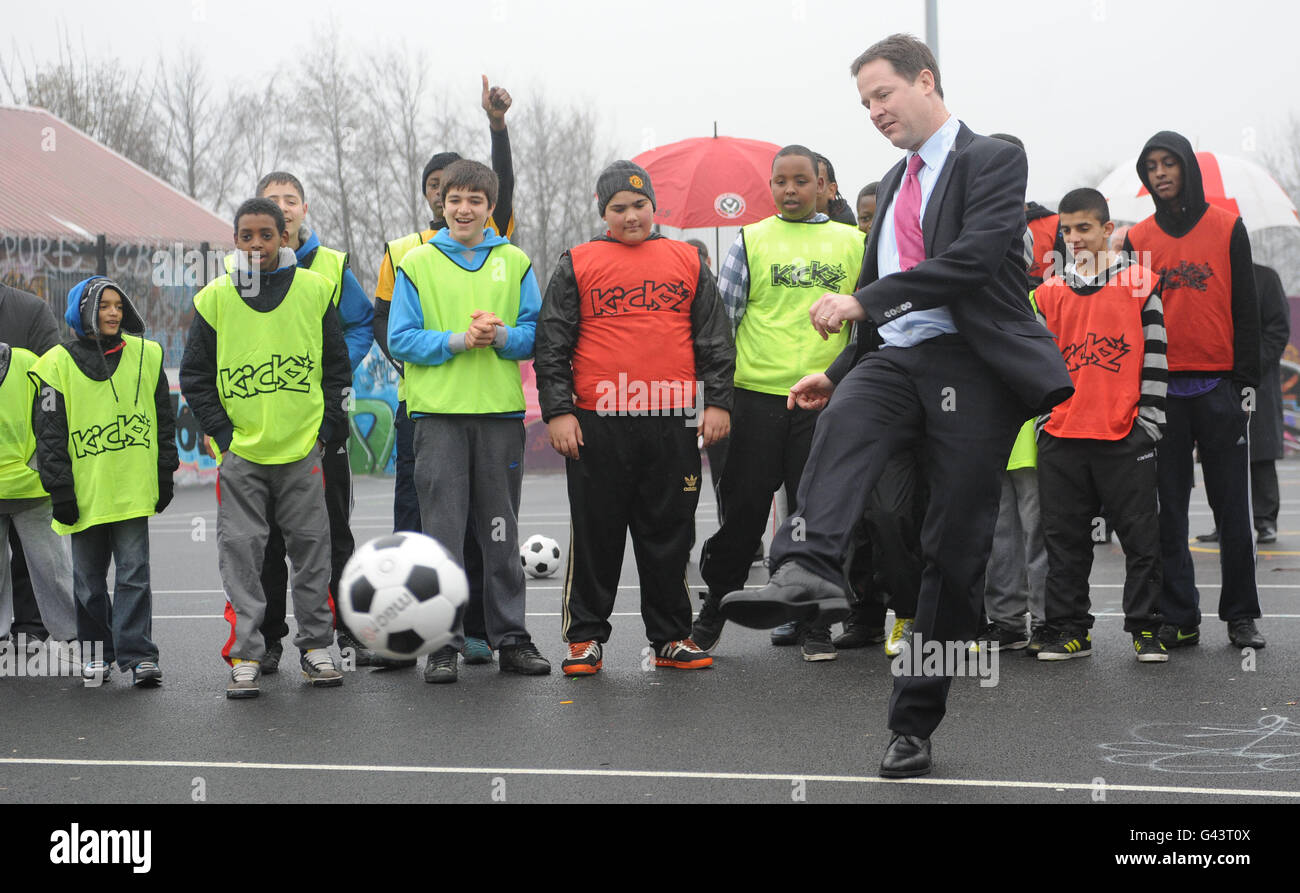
[{"x1": 629, "y1": 174, "x2": 644, "y2": 189}]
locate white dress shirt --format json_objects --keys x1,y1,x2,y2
[{"x1": 876, "y1": 115, "x2": 962, "y2": 347}]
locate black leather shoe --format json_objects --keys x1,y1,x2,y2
[
  {"x1": 1195, "y1": 529, "x2": 1219, "y2": 543},
  {"x1": 879, "y1": 733, "x2": 932, "y2": 778},
  {"x1": 1227, "y1": 618, "x2": 1266, "y2": 649},
  {"x1": 833, "y1": 616, "x2": 887, "y2": 649},
  {"x1": 499, "y1": 641, "x2": 552, "y2": 675},
  {"x1": 719, "y1": 562, "x2": 849, "y2": 629}
]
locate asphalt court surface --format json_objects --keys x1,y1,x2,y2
[{"x1": 2, "y1": 461, "x2": 1299, "y2": 805}]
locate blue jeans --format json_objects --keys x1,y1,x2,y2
[{"x1": 71, "y1": 517, "x2": 157, "y2": 670}]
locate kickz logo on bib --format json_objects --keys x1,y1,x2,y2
[
  {"x1": 70, "y1": 414, "x2": 152, "y2": 458},
  {"x1": 218, "y1": 354, "x2": 314, "y2": 399},
  {"x1": 1061, "y1": 332, "x2": 1132, "y2": 374},
  {"x1": 588, "y1": 279, "x2": 692, "y2": 316},
  {"x1": 769, "y1": 261, "x2": 848, "y2": 291}
]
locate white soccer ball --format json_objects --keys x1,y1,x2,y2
[
  {"x1": 338, "y1": 532, "x2": 469, "y2": 659},
  {"x1": 520, "y1": 534, "x2": 562, "y2": 579}
]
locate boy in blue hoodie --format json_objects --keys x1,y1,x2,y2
[
  {"x1": 30, "y1": 277, "x2": 178, "y2": 687},
  {"x1": 388, "y1": 159, "x2": 549, "y2": 683}
]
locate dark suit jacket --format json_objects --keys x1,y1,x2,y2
[
  {"x1": 826, "y1": 122, "x2": 1073, "y2": 416},
  {"x1": 1250, "y1": 263, "x2": 1291, "y2": 462}
]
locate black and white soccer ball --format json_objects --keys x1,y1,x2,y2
[
  {"x1": 520, "y1": 534, "x2": 562, "y2": 579},
  {"x1": 338, "y1": 532, "x2": 469, "y2": 659}
]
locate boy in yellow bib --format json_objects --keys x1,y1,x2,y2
[
  {"x1": 0, "y1": 340, "x2": 78, "y2": 667},
  {"x1": 182, "y1": 198, "x2": 352, "y2": 699},
  {"x1": 31, "y1": 277, "x2": 178, "y2": 687}
]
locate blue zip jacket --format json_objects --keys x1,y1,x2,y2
[{"x1": 298, "y1": 229, "x2": 374, "y2": 371}]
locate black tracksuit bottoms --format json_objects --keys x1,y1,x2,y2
[
  {"x1": 562, "y1": 409, "x2": 701, "y2": 645},
  {"x1": 699, "y1": 387, "x2": 819, "y2": 600},
  {"x1": 1158, "y1": 382, "x2": 1260, "y2": 626},
  {"x1": 1038, "y1": 429, "x2": 1162, "y2": 633}
]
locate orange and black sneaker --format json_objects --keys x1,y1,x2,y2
[
  {"x1": 654, "y1": 638, "x2": 713, "y2": 670},
  {"x1": 562, "y1": 641, "x2": 602, "y2": 676}
]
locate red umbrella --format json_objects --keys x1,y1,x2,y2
[{"x1": 631, "y1": 134, "x2": 780, "y2": 229}]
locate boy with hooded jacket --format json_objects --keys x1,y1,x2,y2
[
  {"x1": 1123, "y1": 131, "x2": 1263, "y2": 650},
  {"x1": 30, "y1": 277, "x2": 178, "y2": 687}
]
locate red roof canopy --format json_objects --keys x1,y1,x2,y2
[{"x1": 0, "y1": 105, "x2": 231, "y2": 247}]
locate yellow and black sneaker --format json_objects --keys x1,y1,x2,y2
[
  {"x1": 1133, "y1": 631, "x2": 1169, "y2": 663},
  {"x1": 1026, "y1": 625, "x2": 1055, "y2": 656},
  {"x1": 1036, "y1": 629, "x2": 1092, "y2": 661},
  {"x1": 1157, "y1": 623, "x2": 1200, "y2": 649}
]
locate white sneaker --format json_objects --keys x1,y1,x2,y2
[
  {"x1": 227, "y1": 659, "x2": 260, "y2": 699},
  {"x1": 884, "y1": 617, "x2": 914, "y2": 657},
  {"x1": 300, "y1": 649, "x2": 343, "y2": 687},
  {"x1": 82, "y1": 660, "x2": 112, "y2": 687}
]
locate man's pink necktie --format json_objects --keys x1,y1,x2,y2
[{"x1": 895, "y1": 153, "x2": 926, "y2": 271}]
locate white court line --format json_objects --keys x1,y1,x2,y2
[{"x1": 0, "y1": 757, "x2": 1295, "y2": 799}]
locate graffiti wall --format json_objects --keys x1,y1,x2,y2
[
  {"x1": 172, "y1": 346, "x2": 563, "y2": 485},
  {"x1": 4, "y1": 237, "x2": 564, "y2": 485}
]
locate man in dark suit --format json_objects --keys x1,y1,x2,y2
[{"x1": 719, "y1": 33, "x2": 1073, "y2": 777}]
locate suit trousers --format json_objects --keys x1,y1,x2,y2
[
  {"x1": 769, "y1": 338, "x2": 1024, "y2": 739},
  {"x1": 1157, "y1": 382, "x2": 1260, "y2": 626}
]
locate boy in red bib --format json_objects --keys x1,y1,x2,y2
[
  {"x1": 1034, "y1": 189, "x2": 1168, "y2": 662},
  {"x1": 535, "y1": 161, "x2": 734, "y2": 675},
  {"x1": 1123, "y1": 132, "x2": 1263, "y2": 650}
]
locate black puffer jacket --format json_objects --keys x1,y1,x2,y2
[
  {"x1": 534, "y1": 233, "x2": 735, "y2": 421},
  {"x1": 32, "y1": 333, "x2": 179, "y2": 506}
]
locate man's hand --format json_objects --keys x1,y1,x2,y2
[
  {"x1": 465, "y1": 310, "x2": 503, "y2": 349},
  {"x1": 699, "y1": 406, "x2": 730, "y2": 447},
  {"x1": 548, "y1": 413, "x2": 584, "y2": 460},
  {"x1": 787, "y1": 373, "x2": 834, "y2": 411},
  {"x1": 810, "y1": 293, "x2": 866, "y2": 339},
  {"x1": 482, "y1": 75, "x2": 511, "y2": 130}
]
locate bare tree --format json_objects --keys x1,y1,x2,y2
[
  {"x1": 511, "y1": 93, "x2": 617, "y2": 286},
  {"x1": 364, "y1": 46, "x2": 434, "y2": 236},
  {"x1": 295, "y1": 25, "x2": 366, "y2": 260},
  {"x1": 2, "y1": 30, "x2": 171, "y2": 179},
  {"x1": 156, "y1": 53, "x2": 243, "y2": 213}
]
